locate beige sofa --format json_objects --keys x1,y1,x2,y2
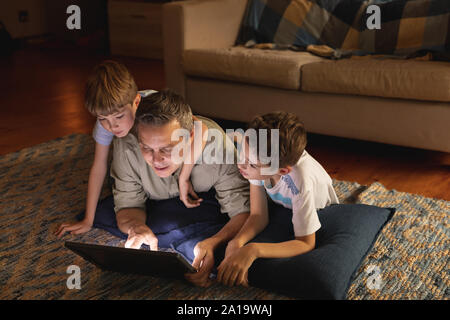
[{"x1": 163, "y1": 0, "x2": 450, "y2": 152}]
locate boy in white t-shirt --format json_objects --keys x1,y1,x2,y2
[
  {"x1": 217, "y1": 111, "x2": 338, "y2": 287},
  {"x1": 55, "y1": 61, "x2": 207, "y2": 238}
]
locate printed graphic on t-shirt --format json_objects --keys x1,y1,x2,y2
[{"x1": 282, "y1": 175, "x2": 299, "y2": 196}]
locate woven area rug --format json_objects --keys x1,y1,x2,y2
[{"x1": 0, "y1": 134, "x2": 448, "y2": 300}]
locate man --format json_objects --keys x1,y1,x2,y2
[{"x1": 110, "y1": 89, "x2": 250, "y2": 287}]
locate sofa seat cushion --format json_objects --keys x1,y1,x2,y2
[
  {"x1": 183, "y1": 46, "x2": 325, "y2": 90},
  {"x1": 301, "y1": 58, "x2": 450, "y2": 102}
]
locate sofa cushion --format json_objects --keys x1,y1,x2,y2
[
  {"x1": 301, "y1": 58, "x2": 450, "y2": 102},
  {"x1": 183, "y1": 46, "x2": 325, "y2": 90}
]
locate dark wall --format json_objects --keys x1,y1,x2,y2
[{"x1": 44, "y1": 0, "x2": 108, "y2": 40}]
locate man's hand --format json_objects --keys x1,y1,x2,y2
[
  {"x1": 184, "y1": 239, "x2": 216, "y2": 287},
  {"x1": 125, "y1": 224, "x2": 158, "y2": 250},
  {"x1": 217, "y1": 244, "x2": 258, "y2": 287},
  {"x1": 179, "y1": 179, "x2": 203, "y2": 208},
  {"x1": 55, "y1": 220, "x2": 92, "y2": 238}
]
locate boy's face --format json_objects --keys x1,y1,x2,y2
[
  {"x1": 137, "y1": 119, "x2": 191, "y2": 178},
  {"x1": 237, "y1": 138, "x2": 275, "y2": 180},
  {"x1": 97, "y1": 94, "x2": 141, "y2": 137}
]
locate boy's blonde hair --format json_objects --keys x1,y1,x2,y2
[
  {"x1": 84, "y1": 60, "x2": 138, "y2": 116},
  {"x1": 247, "y1": 111, "x2": 307, "y2": 168}
]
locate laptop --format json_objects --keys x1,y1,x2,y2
[{"x1": 65, "y1": 241, "x2": 196, "y2": 279}]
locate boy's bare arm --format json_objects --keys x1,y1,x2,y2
[
  {"x1": 178, "y1": 117, "x2": 209, "y2": 208},
  {"x1": 217, "y1": 234, "x2": 315, "y2": 287},
  {"x1": 248, "y1": 233, "x2": 316, "y2": 259},
  {"x1": 179, "y1": 162, "x2": 202, "y2": 208},
  {"x1": 55, "y1": 143, "x2": 109, "y2": 238},
  {"x1": 85, "y1": 143, "x2": 110, "y2": 224},
  {"x1": 230, "y1": 184, "x2": 269, "y2": 248}
]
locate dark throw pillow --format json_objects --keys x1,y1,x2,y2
[{"x1": 248, "y1": 203, "x2": 395, "y2": 300}]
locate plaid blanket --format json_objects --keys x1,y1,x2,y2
[{"x1": 237, "y1": 0, "x2": 450, "y2": 59}]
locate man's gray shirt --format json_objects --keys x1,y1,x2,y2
[{"x1": 110, "y1": 116, "x2": 250, "y2": 218}]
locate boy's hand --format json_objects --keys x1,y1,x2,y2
[
  {"x1": 224, "y1": 239, "x2": 242, "y2": 260},
  {"x1": 184, "y1": 239, "x2": 215, "y2": 287},
  {"x1": 55, "y1": 220, "x2": 92, "y2": 238},
  {"x1": 125, "y1": 224, "x2": 158, "y2": 250},
  {"x1": 179, "y1": 179, "x2": 203, "y2": 208},
  {"x1": 217, "y1": 244, "x2": 258, "y2": 287}
]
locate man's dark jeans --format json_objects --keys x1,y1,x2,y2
[{"x1": 77, "y1": 189, "x2": 294, "y2": 265}]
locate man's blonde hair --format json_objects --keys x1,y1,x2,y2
[{"x1": 84, "y1": 60, "x2": 138, "y2": 116}]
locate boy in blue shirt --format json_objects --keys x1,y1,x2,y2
[{"x1": 55, "y1": 61, "x2": 207, "y2": 238}]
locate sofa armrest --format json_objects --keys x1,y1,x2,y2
[{"x1": 163, "y1": 0, "x2": 248, "y2": 96}]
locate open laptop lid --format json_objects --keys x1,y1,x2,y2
[{"x1": 65, "y1": 241, "x2": 196, "y2": 279}]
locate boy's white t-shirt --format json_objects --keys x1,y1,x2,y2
[
  {"x1": 249, "y1": 150, "x2": 339, "y2": 237},
  {"x1": 92, "y1": 89, "x2": 157, "y2": 146}
]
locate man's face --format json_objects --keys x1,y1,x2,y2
[{"x1": 138, "y1": 119, "x2": 187, "y2": 178}]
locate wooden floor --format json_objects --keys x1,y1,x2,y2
[{"x1": 1, "y1": 47, "x2": 449, "y2": 201}]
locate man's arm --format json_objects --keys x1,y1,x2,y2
[
  {"x1": 111, "y1": 138, "x2": 157, "y2": 249},
  {"x1": 117, "y1": 207, "x2": 158, "y2": 250},
  {"x1": 110, "y1": 139, "x2": 148, "y2": 213},
  {"x1": 116, "y1": 208, "x2": 146, "y2": 234},
  {"x1": 212, "y1": 163, "x2": 251, "y2": 219}
]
